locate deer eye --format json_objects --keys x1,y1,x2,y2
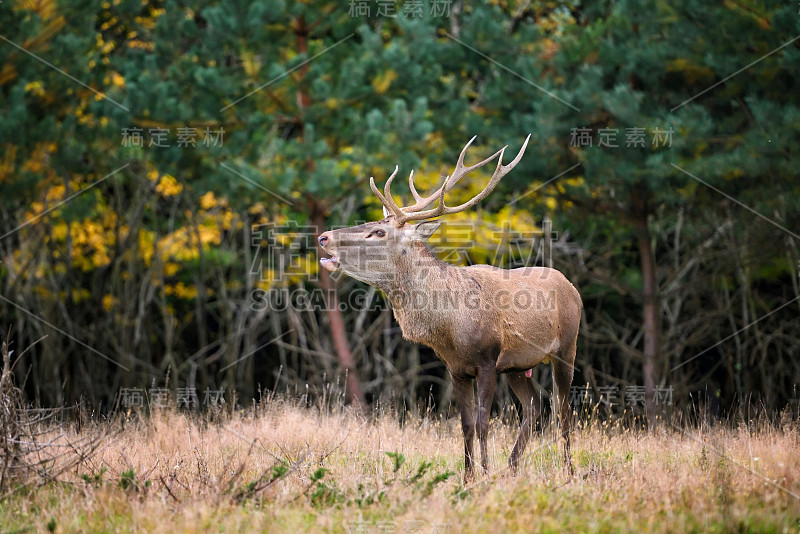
[{"x1": 375, "y1": 229, "x2": 386, "y2": 238}]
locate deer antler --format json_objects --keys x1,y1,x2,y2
[{"x1": 370, "y1": 135, "x2": 531, "y2": 226}]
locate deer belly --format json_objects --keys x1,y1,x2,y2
[{"x1": 495, "y1": 349, "x2": 554, "y2": 374}]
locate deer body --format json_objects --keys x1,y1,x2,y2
[
  {"x1": 387, "y1": 244, "x2": 580, "y2": 377},
  {"x1": 318, "y1": 136, "x2": 581, "y2": 478}
]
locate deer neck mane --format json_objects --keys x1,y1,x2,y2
[{"x1": 382, "y1": 240, "x2": 461, "y2": 349}]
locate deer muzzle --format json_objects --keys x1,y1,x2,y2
[{"x1": 317, "y1": 232, "x2": 340, "y2": 272}]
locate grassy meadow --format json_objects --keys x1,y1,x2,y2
[{"x1": 1, "y1": 399, "x2": 799, "y2": 533}]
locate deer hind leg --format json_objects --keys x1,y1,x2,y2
[
  {"x1": 507, "y1": 371, "x2": 541, "y2": 473},
  {"x1": 450, "y1": 373, "x2": 476, "y2": 481},
  {"x1": 476, "y1": 365, "x2": 497, "y2": 474},
  {"x1": 552, "y1": 346, "x2": 576, "y2": 475}
]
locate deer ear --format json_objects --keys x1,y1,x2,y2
[{"x1": 411, "y1": 220, "x2": 441, "y2": 241}]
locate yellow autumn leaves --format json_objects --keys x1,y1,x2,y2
[
  {"x1": 20, "y1": 174, "x2": 240, "y2": 304},
  {"x1": 148, "y1": 170, "x2": 183, "y2": 197},
  {"x1": 372, "y1": 69, "x2": 397, "y2": 94}
]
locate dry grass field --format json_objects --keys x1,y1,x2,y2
[{"x1": 1, "y1": 398, "x2": 799, "y2": 533}]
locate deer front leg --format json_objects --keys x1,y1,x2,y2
[
  {"x1": 450, "y1": 373, "x2": 476, "y2": 482},
  {"x1": 476, "y1": 365, "x2": 497, "y2": 475}
]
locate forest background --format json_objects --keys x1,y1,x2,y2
[{"x1": 1, "y1": 0, "x2": 799, "y2": 421}]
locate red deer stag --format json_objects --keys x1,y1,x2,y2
[{"x1": 317, "y1": 136, "x2": 582, "y2": 478}]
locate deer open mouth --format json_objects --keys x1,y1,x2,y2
[{"x1": 320, "y1": 254, "x2": 340, "y2": 272}]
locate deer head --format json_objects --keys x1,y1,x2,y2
[{"x1": 317, "y1": 135, "x2": 530, "y2": 287}]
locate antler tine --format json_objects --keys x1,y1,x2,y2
[
  {"x1": 406, "y1": 169, "x2": 446, "y2": 214},
  {"x1": 500, "y1": 133, "x2": 531, "y2": 173},
  {"x1": 446, "y1": 143, "x2": 506, "y2": 192},
  {"x1": 408, "y1": 170, "x2": 424, "y2": 204},
  {"x1": 370, "y1": 165, "x2": 404, "y2": 220},
  {"x1": 382, "y1": 165, "x2": 404, "y2": 216},
  {"x1": 397, "y1": 134, "x2": 531, "y2": 223}
]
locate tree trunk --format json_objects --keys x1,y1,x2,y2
[
  {"x1": 632, "y1": 186, "x2": 659, "y2": 424},
  {"x1": 294, "y1": 14, "x2": 312, "y2": 110},
  {"x1": 311, "y1": 206, "x2": 366, "y2": 408},
  {"x1": 292, "y1": 13, "x2": 365, "y2": 408}
]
